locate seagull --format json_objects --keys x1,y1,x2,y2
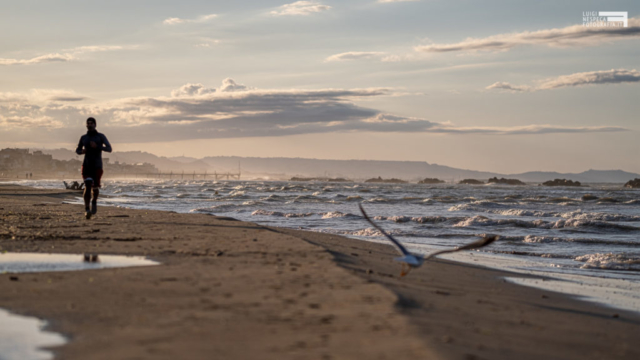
[{"x1": 358, "y1": 204, "x2": 499, "y2": 277}]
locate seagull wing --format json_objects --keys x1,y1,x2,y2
[
  {"x1": 359, "y1": 203, "x2": 411, "y2": 257},
  {"x1": 424, "y1": 235, "x2": 499, "y2": 261}
]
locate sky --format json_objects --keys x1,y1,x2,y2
[{"x1": 1, "y1": 0, "x2": 639, "y2": 174}]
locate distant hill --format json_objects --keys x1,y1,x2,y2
[
  {"x1": 40, "y1": 148, "x2": 640, "y2": 183},
  {"x1": 198, "y1": 156, "x2": 500, "y2": 181}
]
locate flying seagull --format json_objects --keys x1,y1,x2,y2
[{"x1": 358, "y1": 204, "x2": 499, "y2": 277}]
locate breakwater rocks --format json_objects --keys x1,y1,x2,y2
[
  {"x1": 290, "y1": 177, "x2": 352, "y2": 182},
  {"x1": 625, "y1": 178, "x2": 640, "y2": 188},
  {"x1": 488, "y1": 177, "x2": 526, "y2": 186},
  {"x1": 418, "y1": 178, "x2": 445, "y2": 184},
  {"x1": 459, "y1": 179, "x2": 484, "y2": 185},
  {"x1": 542, "y1": 179, "x2": 582, "y2": 187},
  {"x1": 364, "y1": 177, "x2": 408, "y2": 184}
]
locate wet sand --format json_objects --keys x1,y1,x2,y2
[{"x1": 1, "y1": 184, "x2": 639, "y2": 359}]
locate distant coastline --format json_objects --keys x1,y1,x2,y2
[{"x1": 5, "y1": 147, "x2": 640, "y2": 184}]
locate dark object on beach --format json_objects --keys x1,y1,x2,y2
[
  {"x1": 624, "y1": 178, "x2": 640, "y2": 188},
  {"x1": 581, "y1": 194, "x2": 598, "y2": 201},
  {"x1": 542, "y1": 179, "x2": 581, "y2": 187},
  {"x1": 487, "y1": 177, "x2": 526, "y2": 185},
  {"x1": 63, "y1": 181, "x2": 85, "y2": 191},
  {"x1": 9, "y1": 276, "x2": 19, "y2": 281},
  {"x1": 418, "y1": 178, "x2": 445, "y2": 184},
  {"x1": 364, "y1": 176, "x2": 407, "y2": 184},
  {"x1": 83, "y1": 253, "x2": 99, "y2": 262},
  {"x1": 358, "y1": 204, "x2": 498, "y2": 277},
  {"x1": 459, "y1": 179, "x2": 484, "y2": 185},
  {"x1": 290, "y1": 177, "x2": 352, "y2": 183}
]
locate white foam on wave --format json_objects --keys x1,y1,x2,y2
[
  {"x1": 320, "y1": 211, "x2": 359, "y2": 219},
  {"x1": 251, "y1": 209, "x2": 314, "y2": 218},
  {"x1": 575, "y1": 253, "x2": 640, "y2": 270}
]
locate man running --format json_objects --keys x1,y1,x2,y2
[{"x1": 75, "y1": 117, "x2": 112, "y2": 219}]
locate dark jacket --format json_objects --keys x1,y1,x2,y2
[{"x1": 76, "y1": 131, "x2": 112, "y2": 169}]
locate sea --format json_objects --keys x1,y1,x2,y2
[{"x1": 8, "y1": 179, "x2": 640, "y2": 313}]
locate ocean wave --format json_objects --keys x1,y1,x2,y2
[
  {"x1": 451, "y1": 215, "x2": 640, "y2": 231},
  {"x1": 453, "y1": 216, "x2": 546, "y2": 228},
  {"x1": 373, "y1": 215, "x2": 459, "y2": 224},
  {"x1": 520, "y1": 235, "x2": 633, "y2": 246},
  {"x1": 321, "y1": 211, "x2": 360, "y2": 219},
  {"x1": 251, "y1": 209, "x2": 314, "y2": 218},
  {"x1": 559, "y1": 211, "x2": 640, "y2": 222},
  {"x1": 227, "y1": 191, "x2": 246, "y2": 197},
  {"x1": 575, "y1": 253, "x2": 640, "y2": 270},
  {"x1": 552, "y1": 219, "x2": 640, "y2": 231},
  {"x1": 449, "y1": 206, "x2": 640, "y2": 222},
  {"x1": 351, "y1": 228, "x2": 384, "y2": 237},
  {"x1": 364, "y1": 197, "x2": 392, "y2": 203},
  {"x1": 261, "y1": 194, "x2": 284, "y2": 201}
]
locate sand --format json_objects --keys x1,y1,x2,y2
[{"x1": 1, "y1": 184, "x2": 639, "y2": 360}]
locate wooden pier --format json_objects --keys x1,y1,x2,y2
[{"x1": 107, "y1": 170, "x2": 241, "y2": 180}]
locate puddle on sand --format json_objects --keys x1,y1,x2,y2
[
  {"x1": 0, "y1": 252, "x2": 159, "y2": 273},
  {"x1": 0, "y1": 308, "x2": 66, "y2": 360},
  {"x1": 0, "y1": 253, "x2": 158, "y2": 360}
]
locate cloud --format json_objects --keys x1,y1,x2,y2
[
  {"x1": 538, "y1": 68, "x2": 640, "y2": 89},
  {"x1": 0, "y1": 53, "x2": 75, "y2": 66},
  {"x1": 0, "y1": 89, "x2": 88, "y2": 103},
  {"x1": 170, "y1": 79, "x2": 248, "y2": 97},
  {"x1": 0, "y1": 45, "x2": 129, "y2": 66},
  {"x1": 270, "y1": 1, "x2": 331, "y2": 16},
  {"x1": 0, "y1": 79, "x2": 629, "y2": 143},
  {"x1": 0, "y1": 115, "x2": 63, "y2": 129},
  {"x1": 325, "y1": 52, "x2": 386, "y2": 62},
  {"x1": 171, "y1": 83, "x2": 217, "y2": 97},
  {"x1": 487, "y1": 69, "x2": 640, "y2": 92},
  {"x1": 378, "y1": 0, "x2": 419, "y2": 3},
  {"x1": 416, "y1": 18, "x2": 640, "y2": 53},
  {"x1": 485, "y1": 82, "x2": 532, "y2": 92},
  {"x1": 194, "y1": 38, "x2": 220, "y2": 48},
  {"x1": 163, "y1": 14, "x2": 217, "y2": 25}
]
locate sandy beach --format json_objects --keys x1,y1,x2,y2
[{"x1": 1, "y1": 184, "x2": 639, "y2": 360}]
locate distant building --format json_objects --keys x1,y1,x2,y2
[{"x1": 0, "y1": 148, "x2": 159, "y2": 178}]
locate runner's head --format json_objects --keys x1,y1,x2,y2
[{"x1": 86, "y1": 117, "x2": 97, "y2": 132}]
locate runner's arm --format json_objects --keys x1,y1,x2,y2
[
  {"x1": 75, "y1": 137, "x2": 85, "y2": 155},
  {"x1": 101, "y1": 134, "x2": 113, "y2": 153}
]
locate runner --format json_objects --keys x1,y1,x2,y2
[{"x1": 75, "y1": 117, "x2": 112, "y2": 219}]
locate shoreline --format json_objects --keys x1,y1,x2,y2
[{"x1": 1, "y1": 184, "x2": 639, "y2": 359}]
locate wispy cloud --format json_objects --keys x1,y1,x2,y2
[
  {"x1": 170, "y1": 78, "x2": 248, "y2": 97},
  {"x1": 0, "y1": 45, "x2": 129, "y2": 66},
  {"x1": 270, "y1": 1, "x2": 331, "y2": 16},
  {"x1": 0, "y1": 80, "x2": 628, "y2": 142},
  {"x1": 0, "y1": 115, "x2": 63, "y2": 129},
  {"x1": 325, "y1": 51, "x2": 386, "y2": 62},
  {"x1": 416, "y1": 18, "x2": 640, "y2": 53},
  {"x1": 377, "y1": 0, "x2": 419, "y2": 3},
  {"x1": 0, "y1": 53, "x2": 74, "y2": 66},
  {"x1": 194, "y1": 38, "x2": 221, "y2": 48},
  {"x1": 487, "y1": 69, "x2": 640, "y2": 92},
  {"x1": 163, "y1": 14, "x2": 217, "y2": 25},
  {"x1": 485, "y1": 82, "x2": 531, "y2": 92}
]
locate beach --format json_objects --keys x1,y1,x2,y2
[{"x1": 1, "y1": 184, "x2": 639, "y2": 360}]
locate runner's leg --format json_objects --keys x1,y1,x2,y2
[
  {"x1": 91, "y1": 188, "x2": 99, "y2": 214},
  {"x1": 90, "y1": 169, "x2": 103, "y2": 215},
  {"x1": 83, "y1": 185, "x2": 91, "y2": 210}
]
